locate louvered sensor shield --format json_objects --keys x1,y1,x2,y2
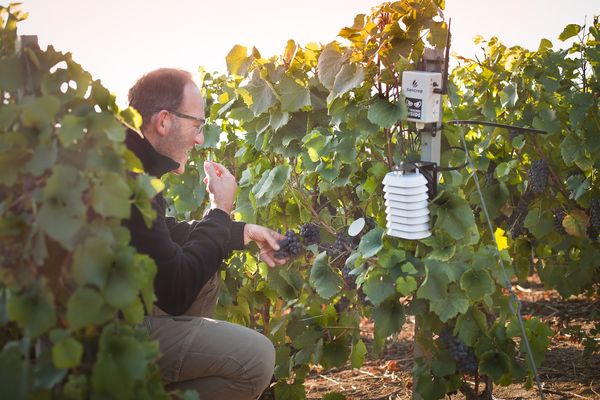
[{"x1": 382, "y1": 171, "x2": 431, "y2": 240}]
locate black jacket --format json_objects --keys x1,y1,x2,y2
[{"x1": 123, "y1": 129, "x2": 245, "y2": 315}]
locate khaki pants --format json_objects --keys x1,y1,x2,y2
[{"x1": 144, "y1": 274, "x2": 275, "y2": 400}]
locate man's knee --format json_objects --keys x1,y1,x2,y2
[{"x1": 248, "y1": 332, "x2": 276, "y2": 397}]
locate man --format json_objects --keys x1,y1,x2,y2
[{"x1": 124, "y1": 68, "x2": 284, "y2": 400}]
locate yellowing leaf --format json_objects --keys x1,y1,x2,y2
[
  {"x1": 495, "y1": 228, "x2": 508, "y2": 250},
  {"x1": 563, "y1": 210, "x2": 589, "y2": 238}
]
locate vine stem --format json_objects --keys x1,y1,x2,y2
[
  {"x1": 289, "y1": 183, "x2": 337, "y2": 235},
  {"x1": 385, "y1": 127, "x2": 394, "y2": 168}
]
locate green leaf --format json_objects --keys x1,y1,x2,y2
[
  {"x1": 317, "y1": 42, "x2": 344, "y2": 90},
  {"x1": 367, "y1": 97, "x2": 407, "y2": 129},
  {"x1": 8, "y1": 290, "x2": 57, "y2": 338},
  {"x1": 558, "y1": 24, "x2": 581, "y2": 41},
  {"x1": 20, "y1": 95, "x2": 61, "y2": 128},
  {"x1": 479, "y1": 351, "x2": 510, "y2": 381},
  {"x1": 72, "y1": 237, "x2": 113, "y2": 288},
  {"x1": 226, "y1": 44, "x2": 253, "y2": 76},
  {"x1": 350, "y1": 339, "x2": 367, "y2": 368},
  {"x1": 358, "y1": 227, "x2": 384, "y2": 258},
  {"x1": 460, "y1": 269, "x2": 495, "y2": 301},
  {"x1": 499, "y1": 84, "x2": 518, "y2": 108},
  {"x1": 91, "y1": 171, "x2": 132, "y2": 219},
  {"x1": 372, "y1": 299, "x2": 405, "y2": 342},
  {"x1": 58, "y1": 114, "x2": 86, "y2": 146},
  {"x1": 396, "y1": 275, "x2": 418, "y2": 296},
  {"x1": 251, "y1": 165, "x2": 290, "y2": 208},
  {"x1": 416, "y1": 261, "x2": 450, "y2": 301},
  {"x1": 363, "y1": 273, "x2": 395, "y2": 306},
  {"x1": 432, "y1": 193, "x2": 479, "y2": 243},
  {"x1": 26, "y1": 140, "x2": 58, "y2": 177},
  {"x1": 52, "y1": 337, "x2": 83, "y2": 369},
  {"x1": 273, "y1": 381, "x2": 307, "y2": 400},
  {"x1": 91, "y1": 325, "x2": 146, "y2": 400},
  {"x1": 66, "y1": 287, "x2": 113, "y2": 330},
  {"x1": 277, "y1": 76, "x2": 311, "y2": 113},
  {"x1": 331, "y1": 63, "x2": 365, "y2": 99},
  {"x1": 0, "y1": 342, "x2": 28, "y2": 400},
  {"x1": 429, "y1": 286, "x2": 469, "y2": 322},
  {"x1": 241, "y1": 72, "x2": 277, "y2": 116},
  {"x1": 523, "y1": 209, "x2": 553, "y2": 239},
  {"x1": 309, "y1": 252, "x2": 344, "y2": 299}
]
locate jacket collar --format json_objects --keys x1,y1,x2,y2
[{"x1": 125, "y1": 129, "x2": 180, "y2": 177}]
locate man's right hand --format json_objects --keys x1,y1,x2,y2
[{"x1": 203, "y1": 161, "x2": 237, "y2": 214}]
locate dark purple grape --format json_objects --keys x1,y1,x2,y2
[
  {"x1": 527, "y1": 159, "x2": 549, "y2": 194},
  {"x1": 299, "y1": 223, "x2": 321, "y2": 245},
  {"x1": 273, "y1": 230, "x2": 305, "y2": 259},
  {"x1": 439, "y1": 329, "x2": 478, "y2": 376}
]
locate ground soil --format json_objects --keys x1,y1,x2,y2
[{"x1": 302, "y1": 275, "x2": 600, "y2": 400}]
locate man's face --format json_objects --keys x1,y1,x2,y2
[{"x1": 163, "y1": 82, "x2": 205, "y2": 174}]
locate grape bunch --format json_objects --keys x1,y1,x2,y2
[
  {"x1": 364, "y1": 216, "x2": 377, "y2": 231},
  {"x1": 527, "y1": 159, "x2": 549, "y2": 194},
  {"x1": 326, "y1": 232, "x2": 355, "y2": 260},
  {"x1": 273, "y1": 230, "x2": 304, "y2": 259},
  {"x1": 299, "y1": 223, "x2": 321, "y2": 245},
  {"x1": 553, "y1": 209, "x2": 567, "y2": 235},
  {"x1": 439, "y1": 329, "x2": 478, "y2": 376},
  {"x1": 508, "y1": 193, "x2": 532, "y2": 239}
]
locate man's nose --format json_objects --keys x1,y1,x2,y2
[{"x1": 194, "y1": 132, "x2": 204, "y2": 146}]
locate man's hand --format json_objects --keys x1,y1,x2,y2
[
  {"x1": 203, "y1": 161, "x2": 237, "y2": 214},
  {"x1": 244, "y1": 224, "x2": 288, "y2": 267}
]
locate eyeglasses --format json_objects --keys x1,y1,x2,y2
[{"x1": 166, "y1": 109, "x2": 205, "y2": 135}]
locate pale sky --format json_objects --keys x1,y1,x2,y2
[{"x1": 17, "y1": 1, "x2": 599, "y2": 107}]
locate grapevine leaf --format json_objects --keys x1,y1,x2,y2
[
  {"x1": 0, "y1": 342, "x2": 28, "y2": 399},
  {"x1": 66, "y1": 287, "x2": 113, "y2": 330},
  {"x1": 350, "y1": 339, "x2": 367, "y2": 368},
  {"x1": 499, "y1": 84, "x2": 518, "y2": 108},
  {"x1": 7, "y1": 290, "x2": 57, "y2": 338},
  {"x1": 241, "y1": 72, "x2": 277, "y2": 116},
  {"x1": 309, "y1": 252, "x2": 343, "y2": 300},
  {"x1": 276, "y1": 76, "x2": 311, "y2": 113},
  {"x1": 460, "y1": 269, "x2": 495, "y2": 301},
  {"x1": 562, "y1": 210, "x2": 589, "y2": 238},
  {"x1": 72, "y1": 237, "x2": 113, "y2": 289},
  {"x1": 416, "y1": 261, "x2": 450, "y2": 301},
  {"x1": 330, "y1": 63, "x2": 365, "y2": 101},
  {"x1": 58, "y1": 114, "x2": 86, "y2": 146},
  {"x1": 363, "y1": 273, "x2": 395, "y2": 306},
  {"x1": 26, "y1": 140, "x2": 57, "y2": 176},
  {"x1": 91, "y1": 171, "x2": 132, "y2": 219},
  {"x1": 358, "y1": 227, "x2": 384, "y2": 258},
  {"x1": 431, "y1": 193, "x2": 479, "y2": 243},
  {"x1": 395, "y1": 276, "x2": 417, "y2": 296},
  {"x1": 429, "y1": 286, "x2": 469, "y2": 322},
  {"x1": 523, "y1": 209, "x2": 553, "y2": 239},
  {"x1": 367, "y1": 97, "x2": 407, "y2": 129},
  {"x1": 372, "y1": 299, "x2": 405, "y2": 344},
  {"x1": 431, "y1": 350, "x2": 456, "y2": 376},
  {"x1": 251, "y1": 165, "x2": 290, "y2": 208},
  {"x1": 20, "y1": 95, "x2": 61, "y2": 128},
  {"x1": 415, "y1": 371, "x2": 447, "y2": 400},
  {"x1": 52, "y1": 337, "x2": 83, "y2": 369},
  {"x1": 273, "y1": 381, "x2": 307, "y2": 400},
  {"x1": 321, "y1": 337, "x2": 349, "y2": 369},
  {"x1": 226, "y1": 44, "x2": 253, "y2": 76},
  {"x1": 317, "y1": 42, "x2": 344, "y2": 90},
  {"x1": 91, "y1": 326, "x2": 146, "y2": 399},
  {"x1": 558, "y1": 24, "x2": 581, "y2": 41},
  {"x1": 479, "y1": 351, "x2": 510, "y2": 381}
]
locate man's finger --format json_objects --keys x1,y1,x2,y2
[
  {"x1": 203, "y1": 161, "x2": 217, "y2": 179},
  {"x1": 260, "y1": 251, "x2": 276, "y2": 268}
]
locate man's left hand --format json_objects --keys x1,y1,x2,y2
[{"x1": 243, "y1": 224, "x2": 287, "y2": 267}]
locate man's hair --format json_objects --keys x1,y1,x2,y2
[{"x1": 128, "y1": 68, "x2": 193, "y2": 130}]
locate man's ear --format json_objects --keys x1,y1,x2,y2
[{"x1": 152, "y1": 110, "x2": 171, "y2": 137}]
